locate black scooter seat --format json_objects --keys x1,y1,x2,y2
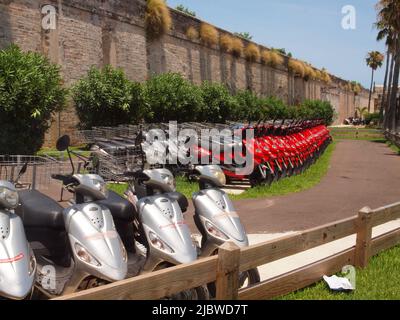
[
  {"x1": 16, "y1": 190, "x2": 65, "y2": 230},
  {"x1": 96, "y1": 190, "x2": 136, "y2": 222}
]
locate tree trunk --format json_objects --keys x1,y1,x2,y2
[
  {"x1": 385, "y1": 48, "x2": 395, "y2": 130},
  {"x1": 368, "y1": 68, "x2": 374, "y2": 113},
  {"x1": 389, "y1": 36, "x2": 400, "y2": 132},
  {"x1": 380, "y1": 50, "x2": 390, "y2": 125}
]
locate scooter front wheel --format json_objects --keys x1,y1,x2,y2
[
  {"x1": 239, "y1": 268, "x2": 261, "y2": 288},
  {"x1": 154, "y1": 263, "x2": 210, "y2": 300}
]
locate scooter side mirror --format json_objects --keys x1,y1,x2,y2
[
  {"x1": 19, "y1": 162, "x2": 28, "y2": 176},
  {"x1": 56, "y1": 135, "x2": 71, "y2": 152}
]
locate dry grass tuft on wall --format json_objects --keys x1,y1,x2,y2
[
  {"x1": 244, "y1": 44, "x2": 261, "y2": 62},
  {"x1": 269, "y1": 50, "x2": 284, "y2": 67},
  {"x1": 288, "y1": 59, "x2": 305, "y2": 78},
  {"x1": 186, "y1": 26, "x2": 199, "y2": 41},
  {"x1": 200, "y1": 23, "x2": 219, "y2": 47},
  {"x1": 304, "y1": 64, "x2": 316, "y2": 80},
  {"x1": 145, "y1": 0, "x2": 172, "y2": 39},
  {"x1": 261, "y1": 50, "x2": 271, "y2": 65},
  {"x1": 321, "y1": 68, "x2": 332, "y2": 83},
  {"x1": 220, "y1": 34, "x2": 234, "y2": 53},
  {"x1": 231, "y1": 38, "x2": 244, "y2": 57}
]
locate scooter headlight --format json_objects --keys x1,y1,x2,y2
[
  {"x1": 0, "y1": 185, "x2": 19, "y2": 209},
  {"x1": 119, "y1": 238, "x2": 128, "y2": 263},
  {"x1": 74, "y1": 243, "x2": 101, "y2": 267},
  {"x1": 28, "y1": 249, "x2": 36, "y2": 276},
  {"x1": 148, "y1": 231, "x2": 175, "y2": 254},
  {"x1": 205, "y1": 221, "x2": 229, "y2": 241},
  {"x1": 160, "y1": 174, "x2": 176, "y2": 192}
]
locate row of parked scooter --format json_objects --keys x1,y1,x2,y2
[
  {"x1": 0, "y1": 135, "x2": 259, "y2": 300},
  {"x1": 88, "y1": 119, "x2": 332, "y2": 187}
]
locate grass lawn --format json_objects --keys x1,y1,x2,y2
[
  {"x1": 109, "y1": 142, "x2": 337, "y2": 200},
  {"x1": 329, "y1": 127, "x2": 383, "y2": 141},
  {"x1": 278, "y1": 245, "x2": 400, "y2": 300},
  {"x1": 36, "y1": 146, "x2": 91, "y2": 159}
]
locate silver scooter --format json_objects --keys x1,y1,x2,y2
[
  {"x1": 100, "y1": 168, "x2": 209, "y2": 299},
  {"x1": 16, "y1": 136, "x2": 127, "y2": 298},
  {"x1": 0, "y1": 176, "x2": 36, "y2": 300},
  {"x1": 190, "y1": 165, "x2": 260, "y2": 295}
]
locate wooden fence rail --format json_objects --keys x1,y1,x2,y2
[
  {"x1": 385, "y1": 131, "x2": 400, "y2": 148},
  {"x1": 55, "y1": 201, "x2": 400, "y2": 300}
]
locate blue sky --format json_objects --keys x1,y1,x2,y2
[{"x1": 167, "y1": 0, "x2": 386, "y2": 88}]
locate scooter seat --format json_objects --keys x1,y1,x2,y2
[
  {"x1": 96, "y1": 190, "x2": 136, "y2": 222},
  {"x1": 167, "y1": 192, "x2": 189, "y2": 213},
  {"x1": 16, "y1": 190, "x2": 65, "y2": 230}
]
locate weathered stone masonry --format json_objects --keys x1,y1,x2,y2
[{"x1": 0, "y1": 0, "x2": 371, "y2": 147}]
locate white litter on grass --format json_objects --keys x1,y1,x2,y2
[{"x1": 323, "y1": 275, "x2": 355, "y2": 291}]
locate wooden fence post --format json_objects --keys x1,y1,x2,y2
[
  {"x1": 215, "y1": 242, "x2": 241, "y2": 300},
  {"x1": 355, "y1": 207, "x2": 373, "y2": 268}
]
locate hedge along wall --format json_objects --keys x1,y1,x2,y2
[{"x1": 0, "y1": 0, "x2": 371, "y2": 146}]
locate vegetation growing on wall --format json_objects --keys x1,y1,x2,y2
[
  {"x1": 200, "y1": 23, "x2": 219, "y2": 47},
  {"x1": 220, "y1": 34, "x2": 234, "y2": 53},
  {"x1": 186, "y1": 26, "x2": 199, "y2": 40},
  {"x1": 269, "y1": 50, "x2": 284, "y2": 67},
  {"x1": 231, "y1": 37, "x2": 244, "y2": 57},
  {"x1": 145, "y1": 0, "x2": 172, "y2": 39},
  {"x1": 175, "y1": 4, "x2": 196, "y2": 17},
  {"x1": 288, "y1": 59, "x2": 306, "y2": 78},
  {"x1": 244, "y1": 44, "x2": 261, "y2": 62},
  {"x1": 234, "y1": 32, "x2": 253, "y2": 41}
]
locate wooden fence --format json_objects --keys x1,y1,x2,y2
[
  {"x1": 385, "y1": 131, "x2": 400, "y2": 149},
  {"x1": 55, "y1": 201, "x2": 400, "y2": 300}
]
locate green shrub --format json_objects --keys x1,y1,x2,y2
[
  {"x1": 263, "y1": 97, "x2": 290, "y2": 120},
  {"x1": 144, "y1": 73, "x2": 204, "y2": 122},
  {"x1": 0, "y1": 45, "x2": 67, "y2": 154},
  {"x1": 300, "y1": 99, "x2": 336, "y2": 125},
  {"x1": 72, "y1": 65, "x2": 143, "y2": 129},
  {"x1": 364, "y1": 112, "x2": 380, "y2": 125},
  {"x1": 234, "y1": 90, "x2": 265, "y2": 121},
  {"x1": 199, "y1": 82, "x2": 239, "y2": 123}
]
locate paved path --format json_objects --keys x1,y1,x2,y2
[{"x1": 187, "y1": 140, "x2": 400, "y2": 234}]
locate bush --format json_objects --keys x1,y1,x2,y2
[
  {"x1": 199, "y1": 82, "x2": 239, "y2": 123},
  {"x1": 365, "y1": 112, "x2": 380, "y2": 125},
  {"x1": 234, "y1": 90, "x2": 265, "y2": 121},
  {"x1": 72, "y1": 65, "x2": 142, "y2": 129},
  {"x1": 300, "y1": 100, "x2": 336, "y2": 125},
  {"x1": 144, "y1": 73, "x2": 204, "y2": 122},
  {"x1": 0, "y1": 45, "x2": 66, "y2": 154},
  {"x1": 263, "y1": 97, "x2": 290, "y2": 120},
  {"x1": 145, "y1": 0, "x2": 172, "y2": 39}
]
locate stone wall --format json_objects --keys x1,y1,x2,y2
[{"x1": 0, "y1": 0, "x2": 372, "y2": 147}]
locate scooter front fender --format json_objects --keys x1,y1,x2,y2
[{"x1": 64, "y1": 203, "x2": 127, "y2": 283}]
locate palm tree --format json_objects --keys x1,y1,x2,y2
[
  {"x1": 376, "y1": 0, "x2": 400, "y2": 131},
  {"x1": 356, "y1": 107, "x2": 368, "y2": 120},
  {"x1": 375, "y1": 21, "x2": 395, "y2": 124},
  {"x1": 366, "y1": 51, "x2": 384, "y2": 113}
]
